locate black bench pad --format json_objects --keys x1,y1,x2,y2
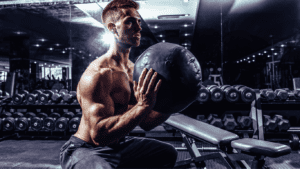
[
  {"x1": 165, "y1": 114, "x2": 239, "y2": 145},
  {"x1": 231, "y1": 138, "x2": 291, "y2": 158}
]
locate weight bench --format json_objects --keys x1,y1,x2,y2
[{"x1": 164, "y1": 114, "x2": 291, "y2": 169}]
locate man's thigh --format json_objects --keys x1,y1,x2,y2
[
  {"x1": 60, "y1": 142, "x2": 121, "y2": 169},
  {"x1": 115, "y1": 137, "x2": 178, "y2": 168}
]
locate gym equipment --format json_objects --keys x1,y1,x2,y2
[
  {"x1": 13, "y1": 90, "x2": 29, "y2": 105},
  {"x1": 197, "y1": 86, "x2": 210, "y2": 102},
  {"x1": 25, "y1": 112, "x2": 36, "y2": 118},
  {"x1": 207, "y1": 114, "x2": 223, "y2": 128},
  {"x1": 274, "y1": 89, "x2": 288, "y2": 101},
  {"x1": 39, "y1": 90, "x2": 54, "y2": 104},
  {"x1": 289, "y1": 134, "x2": 300, "y2": 150},
  {"x1": 51, "y1": 92, "x2": 64, "y2": 104},
  {"x1": 26, "y1": 92, "x2": 41, "y2": 105},
  {"x1": 222, "y1": 114, "x2": 238, "y2": 131},
  {"x1": 49, "y1": 112, "x2": 61, "y2": 120},
  {"x1": 59, "y1": 89, "x2": 69, "y2": 94},
  {"x1": 69, "y1": 117, "x2": 81, "y2": 132},
  {"x1": 43, "y1": 117, "x2": 55, "y2": 131},
  {"x1": 3, "y1": 117, "x2": 15, "y2": 131},
  {"x1": 272, "y1": 114, "x2": 290, "y2": 132},
  {"x1": 165, "y1": 114, "x2": 291, "y2": 169},
  {"x1": 15, "y1": 117, "x2": 29, "y2": 131},
  {"x1": 237, "y1": 116, "x2": 252, "y2": 129},
  {"x1": 12, "y1": 112, "x2": 24, "y2": 118},
  {"x1": 220, "y1": 85, "x2": 240, "y2": 103},
  {"x1": 280, "y1": 89, "x2": 300, "y2": 101},
  {"x1": 233, "y1": 85, "x2": 255, "y2": 103},
  {"x1": 74, "y1": 112, "x2": 82, "y2": 118},
  {"x1": 196, "y1": 115, "x2": 208, "y2": 123},
  {"x1": 263, "y1": 115, "x2": 277, "y2": 131},
  {"x1": 0, "y1": 112, "x2": 12, "y2": 118},
  {"x1": 133, "y1": 42, "x2": 202, "y2": 114},
  {"x1": 260, "y1": 89, "x2": 276, "y2": 101},
  {"x1": 206, "y1": 85, "x2": 224, "y2": 102},
  {"x1": 30, "y1": 116, "x2": 43, "y2": 131},
  {"x1": 63, "y1": 91, "x2": 77, "y2": 104},
  {"x1": 55, "y1": 117, "x2": 69, "y2": 132},
  {"x1": 37, "y1": 112, "x2": 48, "y2": 119},
  {"x1": 62, "y1": 112, "x2": 75, "y2": 119}
]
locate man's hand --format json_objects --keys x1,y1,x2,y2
[{"x1": 133, "y1": 68, "x2": 162, "y2": 110}]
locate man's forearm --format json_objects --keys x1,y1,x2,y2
[
  {"x1": 94, "y1": 105, "x2": 150, "y2": 146},
  {"x1": 139, "y1": 110, "x2": 171, "y2": 131}
]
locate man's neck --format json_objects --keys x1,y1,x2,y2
[{"x1": 108, "y1": 40, "x2": 132, "y2": 67}]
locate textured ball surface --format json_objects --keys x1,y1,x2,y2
[{"x1": 133, "y1": 42, "x2": 202, "y2": 114}]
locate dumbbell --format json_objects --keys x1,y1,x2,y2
[
  {"x1": 15, "y1": 116, "x2": 30, "y2": 131},
  {"x1": 63, "y1": 91, "x2": 77, "y2": 104},
  {"x1": 59, "y1": 89, "x2": 69, "y2": 94},
  {"x1": 222, "y1": 114, "x2": 238, "y2": 131},
  {"x1": 274, "y1": 89, "x2": 288, "y2": 101},
  {"x1": 74, "y1": 112, "x2": 82, "y2": 118},
  {"x1": 63, "y1": 112, "x2": 75, "y2": 119},
  {"x1": 37, "y1": 112, "x2": 48, "y2": 119},
  {"x1": 43, "y1": 112, "x2": 61, "y2": 131},
  {"x1": 206, "y1": 85, "x2": 224, "y2": 102},
  {"x1": 260, "y1": 89, "x2": 276, "y2": 101},
  {"x1": 220, "y1": 85, "x2": 240, "y2": 103},
  {"x1": 55, "y1": 117, "x2": 69, "y2": 132},
  {"x1": 51, "y1": 91, "x2": 69, "y2": 104},
  {"x1": 12, "y1": 112, "x2": 24, "y2": 118},
  {"x1": 13, "y1": 90, "x2": 29, "y2": 105},
  {"x1": 0, "y1": 112, "x2": 12, "y2": 118},
  {"x1": 2, "y1": 117, "x2": 15, "y2": 131},
  {"x1": 280, "y1": 89, "x2": 300, "y2": 101},
  {"x1": 197, "y1": 86, "x2": 210, "y2": 102},
  {"x1": 196, "y1": 115, "x2": 208, "y2": 123},
  {"x1": 237, "y1": 116, "x2": 252, "y2": 129},
  {"x1": 25, "y1": 112, "x2": 36, "y2": 118},
  {"x1": 263, "y1": 115, "x2": 277, "y2": 131},
  {"x1": 207, "y1": 114, "x2": 223, "y2": 128},
  {"x1": 289, "y1": 134, "x2": 300, "y2": 150},
  {"x1": 233, "y1": 85, "x2": 255, "y2": 103},
  {"x1": 272, "y1": 114, "x2": 290, "y2": 132},
  {"x1": 38, "y1": 90, "x2": 55, "y2": 104},
  {"x1": 69, "y1": 117, "x2": 81, "y2": 132}
]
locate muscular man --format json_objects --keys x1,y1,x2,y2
[{"x1": 60, "y1": 0, "x2": 178, "y2": 168}]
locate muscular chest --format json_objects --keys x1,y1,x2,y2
[{"x1": 111, "y1": 69, "x2": 135, "y2": 106}]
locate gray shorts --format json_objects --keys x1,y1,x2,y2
[{"x1": 59, "y1": 135, "x2": 178, "y2": 169}]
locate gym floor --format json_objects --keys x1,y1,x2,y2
[{"x1": 0, "y1": 128, "x2": 299, "y2": 169}]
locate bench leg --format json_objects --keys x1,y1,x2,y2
[{"x1": 251, "y1": 155, "x2": 266, "y2": 169}]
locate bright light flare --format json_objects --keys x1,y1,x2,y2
[{"x1": 102, "y1": 32, "x2": 115, "y2": 45}]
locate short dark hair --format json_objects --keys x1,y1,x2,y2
[{"x1": 101, "y1": 0, "x2": 139, "y2": 29}]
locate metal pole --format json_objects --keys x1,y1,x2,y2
[
  {"x1": 271, "y1": 37, "x2": 275, "y2": 90},
  {"x1": 220, "y1": 3, "x2": 224, "y2": 80}
]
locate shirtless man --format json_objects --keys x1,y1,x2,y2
[{"x1": 60, "y1": 0, "x2": 178, "y2": 168}]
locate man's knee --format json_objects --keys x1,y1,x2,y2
[
  {"x1": 73, "y1": 155, "x2": 114, "y2": 169},
  {"x1": 163, "y1": 143, "x2": 178, "y2": 162}
]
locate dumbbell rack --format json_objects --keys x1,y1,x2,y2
[
  {"x1": 0, "y1": 102, "x2": 82, "y2": 140},
  {"x1": 253, "y1": 90, "x2": 300, "y2": 147}
]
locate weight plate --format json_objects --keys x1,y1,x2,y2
[
  {"x1": 3, "y1": 117, "x2": 15, "y2": 131},
  {"x1": 16, "y1": 117, "x2": 28, "y2": 131},
  {"x1": 289, "y1": 134, "x2": 300, "y2": 150},
  {"x1": 55, "y1": 117, "x2": 68, "y2": 131}
]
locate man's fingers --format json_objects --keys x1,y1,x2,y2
[
  {"x1": 142, "y1": 68, "x2": 154, "y2": 92},
  {"x1": 133, "y1": 81, "x2": 138, "y2": 92},
  {"x1": 154, "y1": 79, "x2": 162, "y2": 94},
  {"x1": 138, "y1": 68, "x2": 148, "y2": 88},
  {"x1": 146, "y1": 72, "x2": 158, "y2": 94}
]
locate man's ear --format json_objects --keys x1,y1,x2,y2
[{"x1": 108, "y1": 23, "x2": 119, "y2": 37}]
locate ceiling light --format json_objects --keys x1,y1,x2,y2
[
  {"x1": 34, "y1": 61, "x2": 36, "y2": 64},
  {"x1": 247, "y1": 57, "x2": 249, "y2": 59},
  {"x1": 274, "y1": 53, "x2": 278, "y2": 55},
  {"x1": 268, "y1": 55, "x2": 271, "y2": 57},
  {"x1": 185, "y1": 47, "x2": 187, "y2": 49},
  {"x1": 184, "y1": 24, "x2": 188, "y2": 27},
  {"x1": 41, "y1": 39, "x2": 46, "y2": 42},
  {"x1": 89, "y1": 54, "x2": 92, "y2": 56},
  {"x1": 159, "y1": 34, "x2": 163, "y2": 37},
  {"x1": 79, "y1": 51, "x2": 82, "y2": 53},
  {"x1": 281, "y1": 44, "x2": 284, "y2": 47},
  {"x1": 162, "y1": 40, "x2": 165, "y2": 42},
  {"x1": 240, "y1": 60, "x2": 242, "y2": 62},
  {"x1": 154, "y1": 25, "x2": 158, "y2": 29},
  {"x1": 49, "y1": 48, "x2": 53, "y2": 50},
  {"x1": 35, "y1": 44, "x2": 40, "y2": 47},
  {"x1": 264, "y1": 51, "x2": 267, "y2": 53},
  {"x1": 237, "y1": 61, "x2": 239, "y2": 63},
  {"x1": 45, "y1": 63, "x2": 47, "y2": 65},
  {"x1": 271, "y1": 48, "x2": 274, "y2": 50},
  {"x1": 62, "y1": 51, "x2": 65, "y2": 53},
  {"x1": 82, "y1": 57, "x2": 84, "y2": 59},
  {"x1": 244, "y1": 59, "x2": 246, "y2": 61},
  {"x1": 185, "y1": 33, "x2": 188, "y2": 36},
  {"x1": 253, "y1": 60, "x2": 255, "y2": 62},
  {"x1": 248, "y1": 61, "x2": 251, "y2": 63},
  {"x1": 52, "y1": 64, "x2": 54, "y2": 66},
  {"x1": 258, "y1": 53, "x2": 261, "y2": 55},
  {"x1": 253, "y1": 55, "x2": 255, "y2": 58}
]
